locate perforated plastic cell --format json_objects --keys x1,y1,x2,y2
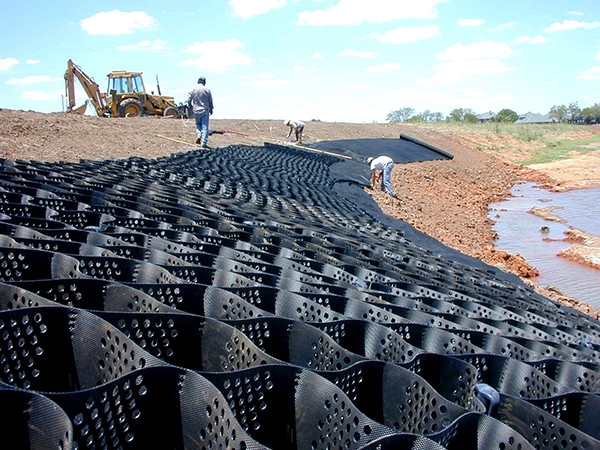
[
  {"x1": 527, "y1": 392, "x2": 600, "y2": 441},
  {"x1": 0, "y1": 306, "x2": 163, "y2": 392},
  {"x1": 451, "y1": 328, "x2": 573, "y2": 363},
  {"x1": 205, "y1": 364, "x2": 397, "y2": 449},
  {"x1": 312, "y1": 319, "x2": 423, "y2": 364},
  {"x1": 317, "y1": 360, "x2": 468, "y2": 436},
  {"x1": 455, "y1": 353, "x2": 569, "y2": 399},
  {"x1": 387, "y1": 322, "x2": 485, "y2": 356},
  {"x1": 528, "y1": 358, "x2": 600, "y2": 393},
  {"x1": 358, "y1": 433, "x2": 447, "y2": 449},
  {"x1": 400, "y1": 353, "x2": 483, "y2": 412},
  {"x1": 496, "y1": 394, "x2": 600, "y2": 449},
  {"x1": 45, "y1": 365, "x2": 268, "y2": 450},
  {"x1": 428, "y1": 411, "x2": 535, "y2": 450},
  {"x1": 0, "y1": 281, "x2": 60, "y2": 310},
  {"x1": 274, "y1": 290, "x2": 348, "y2": 323},
  {"x1": 0, "y1": 386, "x2": 74, "y2": 449},
  {"x1": 203, "y1": 285, "x2": 275, "y2": 320},
  {"x1": 286, "y1": 319, "x2": 366, "y2": 371},
  {"x1": 96, "y1": 310, "x2": 283, "y2": 371},
  {"x1": 0, "y1": 247, "x2": 82, "y2": 281}
]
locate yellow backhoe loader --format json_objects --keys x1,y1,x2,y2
[{"x1": 64, "y1": 59, "x2": 186, "y2": 118}]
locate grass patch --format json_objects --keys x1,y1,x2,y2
[
  {"x1": 418, "y1": 122, "x2": 600, "y2": 165},
  {"x1": 517, "y1": 136, "x2": 600, "y2": 164}
]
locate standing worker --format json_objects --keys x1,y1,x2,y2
[
  {"x1": 188, "y1": 76, "x2": 214, "y2": 148},
  {"x1": 284, "y1": 119, "x2": 305, "y2": 144},
  {"x1": 367, "y1": 156, "x2": 395, "y2": 197}
]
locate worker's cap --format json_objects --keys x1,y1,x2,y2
[
  {"x1": 197, "y1": 76, "x2": 206, "y2": 84},
  {"x1": 367, "y1": 157, "x2": 374, "y2": 164},
  {"x1": 283, "y1": 119, "x2": 291, "y2": 125}
]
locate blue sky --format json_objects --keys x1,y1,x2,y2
[{"x1": 1, "y1": 0, "x2": 599, "y2": 123}]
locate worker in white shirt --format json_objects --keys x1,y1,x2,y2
[
  {"x1": 367, "y1": 155, "x2": 395, "y2": 196},
  {"x1": 284, "y1": 119, "x2": 305, "y2": 144}
]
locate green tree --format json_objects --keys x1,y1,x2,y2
[
  {"x1": 386, "y1": 107, "x2": 415, "y2": 123},
  {"x1": 581, "y1": 103, "x2": 600, "y2": 124},
  {"x1": 446, "y1": 108, "x2": 476, "y2": 122},
  {"x1": 548, "y1": 104, "x2": 567, "y2": 123},
  {"x1": 494, "y1": 109, "x2": 518, "y2": 123},
  {"x1": 567, "y1": 102, "x2": 582, "y2": 123}
]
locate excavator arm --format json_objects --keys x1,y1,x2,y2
[{"x1": 64, "y1": 59, "x2": 107, "y2": 116}]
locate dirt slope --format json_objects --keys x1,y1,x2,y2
[{"x1": 1, "y1": 108, "x2": 598, "y2": 317}]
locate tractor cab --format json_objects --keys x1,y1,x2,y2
[
  {"x1": 107, "y1": 71, "x2": 145, "y2": 95},
  {"x1": 105, "y1": 71, "x2": 148, "y2": 117}
]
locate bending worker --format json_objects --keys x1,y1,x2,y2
[
  {"x1": 367, "y1": 155, "x2": 395, "y2": 196},
  {"x1": 284, "y1": 119, "x2": 305, "y2": 144}
]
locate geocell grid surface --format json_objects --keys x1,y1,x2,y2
[{"x1": 0, "y1": 140, "x2": 599, "y2": 450}]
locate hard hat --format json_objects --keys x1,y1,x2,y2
[{"x1": 197, "y1": 77, "x2": 206, "y2": 84}]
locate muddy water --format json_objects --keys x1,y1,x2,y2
[{"x1": 488, "y1": 182, "x2": 600, "y2": 308}]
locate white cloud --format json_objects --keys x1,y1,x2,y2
[
  {"x1": 340, "y1": 49, "x2": 378, "y2": 58},
  {"x1": 595, "y1": 51, "x2": 600, "y2": 61},
  {"x1": 22, "y1": 89, "x2": 63, "y2": 101},
  {"x1": 416, "y1": 60, "x2": 515, "y2": 88},
  {"x1": 577, "y1": 66, "x2": 600, "y2": 80},
  {"x1": 497, "y1": 21, "x2": 518, "y2": 31},
  {"x1": 297, "y1": 0, "x2": 447, "y2": 26},
  {"x1": 180, "y1": 39, "x2": 252, "y2": 73},
  {"x1": 458, "y1": 18, "x2": 484, "y2": 27},
  {"x1": 364, "y1": 62, "x2": 400, "y2": 73},
  {"x1": 309, "y1": 53, "x2": 323, "y2": 60},
  {"x1": 436, "y1": 41, "x2": 518, "y2": 61},
  {"x1": 369, "y1": 25, "x2": 440, "y2": 44},
  {"x1": 229, "y1": 0, "x2": 286, "y2": 19},
  {"x1": 568, "y1": 10, "x2": 584, "y2": 16},
  {"x1": 544, "y1": 19, "x2": 600, "y2": 32},
  {"x1": 26, "y1": 59, "x2": 40, "y2": 65},
  {"x1": 418, "y1": 41, "x2": 517, "y2": 87},
  {"x1": 514, "y1": 35, "x2": 548, "y2": 44},
  {"x1": 117, "y1": 39, "x2": 166, "y2": 51},
  {"x1": 0, "y1": 57, "x2": 19, "y2": 71},
  {"x1": 6, "y1": 75, "x2": 60, "y2": 86},
  {"x1": 81, "y1": 10, "x2": 155, "y2": 35}
]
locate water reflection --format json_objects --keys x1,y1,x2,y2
[{"x1": 488, "y1": 182, "x2": 600, "y2": 308}]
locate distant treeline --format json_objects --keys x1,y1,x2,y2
[{"x1": 387, "y1": 102, "x2": 600, "y2": 124}]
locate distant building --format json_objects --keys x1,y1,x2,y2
[
  {"x1": 514, "y1": 112, "x2": 557, "y2": 124},
  {"x1": 476, "y1": 111, "x2": 496, "y2": 122}
]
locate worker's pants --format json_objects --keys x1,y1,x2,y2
[
  {"x1": 295, "y1": 124, "x2": 304, "y2": 142},
  {"x1": 194, "y1": 110, "x2": 210, "y2": 145},
  {"x1": 381, "y1": 162, "x2": 394, "y2": 195}
]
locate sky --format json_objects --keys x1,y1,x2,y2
[{"x1": 1, "y1": 0, "x2": 599, "y2": 123}]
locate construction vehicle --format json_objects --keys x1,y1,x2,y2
[{"x1": 64, "y1": 59, "x2": 186, "y2": 118}]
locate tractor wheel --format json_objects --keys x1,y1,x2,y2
[
  {"x1": 163, "y1": 106, "x2": 180, "y2": 119},
  {"x1": 118, "y1": 99, "x2": 143, "y2": 117}
]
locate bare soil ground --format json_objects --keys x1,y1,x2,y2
[{"x1": 1, "y1": 108, "x2": 599, "y2": 318}]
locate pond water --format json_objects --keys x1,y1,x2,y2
[{"x1": 488, "y1": 182, "x2": 600, "y2": 308}]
